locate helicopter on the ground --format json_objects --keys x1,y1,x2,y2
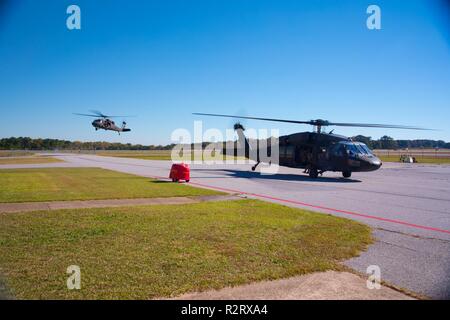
[
  {"x1": 74, "y1": 110, "x2": 132, "y2": 134},
  {"x1": 193, "y1": 113, "x2": 429, "y2": 178}
]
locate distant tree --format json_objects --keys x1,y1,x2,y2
[
  {"x1": 396, "y1": 140, "x2": 411, "y2": 149},
  {"x1": 379, "y1": 136, "x2": 398, "y2": 149},
  {"x1": 352, "y1": 135, "x2": 373, "y2": 148}
]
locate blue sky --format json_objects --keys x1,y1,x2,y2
[{"x1": 0, "y1": 0, "x2": 449, "y2": 145}]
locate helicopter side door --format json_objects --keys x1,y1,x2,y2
[
  {"x1": 279, "y1": 144, "x2": 296, "y2": 167},
  {"x1": 294, "y1": 145, "x2": 310, "y2": 168},
  {"x1": 329, "y1": 143, "x2": 348, "y2": 171}
]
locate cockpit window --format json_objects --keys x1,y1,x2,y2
[
  {"x1": 355, "y1": 144, "x2": 367, "y2": 154},
  {"x1": 341, "y1": 142, "x2": 374, "y2": 156},
  {"x1": 343, "y1": 143, "x2": 358, "y2": 154},
  {"x1": 359, "y1": 144, "x2": 373, "y2": 155}
]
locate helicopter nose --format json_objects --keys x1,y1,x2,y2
[{"x1": 369, "y1": 158, "x2": 382, "y2": 170}]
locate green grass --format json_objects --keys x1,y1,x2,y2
[
  {"x1": 96, "y1": 151, "x2": 173, "y2": 160},
  {"x1": 0, "y1": 167, "x2": 220, "y2": 203},
  {"x1": 101, "y1": 151, "x2": 450, "y2": 164},
  {"x1": 379, "y1": 155, "x2": 450, "y2": 164},
  {"x1": 0, "y1": 157, "x2": 63, "y2": 165},
  {"x1": 0, "y1": 200, "x2": 372, "y2": 299},
  {"x1": 95, "y1": 150, "x2": 243, "y2": 161},
  {"x1": 0, "y1": 151, "x2": 34, "y2": 157}
]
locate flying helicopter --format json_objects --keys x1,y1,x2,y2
[
  {"x1": 193, "y1": 113, "x2": 430, "y2": 178},
  {"x1": 73, "y1": 110, "x2": 132, "y2": 134}
]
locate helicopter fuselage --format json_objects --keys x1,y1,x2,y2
[
  {"x1": 91, "y1": 118, "x2": 131, "y2": 133},
  {"x1": 276, "y1": 132, "x2": 382, "y2": 175},
  {"x1": 194, "y1": 112, "x2": 426, "y2": 179},
  {"x1": 235, "y1": 130, "x2": 382, "y2": 178}
]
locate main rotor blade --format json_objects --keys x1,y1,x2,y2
[
  {"x1": 192, "y1": 113, "x2": 313, "y2": 125},
  {"x1": 106, "y1": 115, "x2": 136, "y2": 118},
  {"x1": 88, "y1": 110, "x2": 136, "y2": 118},
  {"x1": 193, "y1": 113, "x2": 433, "y2": 130},
  {"x1": 326, "y1": 122, "x2": 431, "y2": 130},
  {"x1": 73, "y1": 113, "x2": 100, "y2": 118},
  {"x1": 89, "y1": 110, "x2": 108, "y2": 118}
]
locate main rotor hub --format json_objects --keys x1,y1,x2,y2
[{"x1": 312, "y1": 119, "x2": 329, "y2": 133}]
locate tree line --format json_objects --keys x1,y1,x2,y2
[
  {"x1": 352, "y1": 135, "x2": 450, "y2": 150},
  {"x1": 1, "y1": 136, "x2": 449, "y2": 151},
  {"x1": 0, "y1": 137, "x2": 175, "y2": 151}
]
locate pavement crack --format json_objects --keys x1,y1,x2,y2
[
  {"x1": 377, "y1": 240, "x2": 420, "y2": 252},
  {"x1": 374, "y1": 227, "x2": 450, "y2": 243}
]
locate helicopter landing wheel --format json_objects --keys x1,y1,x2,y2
[
  {"x1": 251, "y1": 161, "x2": 260, "y2": 172},
  {"x1": 309, "y1": 168, "x2": 318, "y2": 179},
  {"x1": 342, "y1": 171, "x2": 352, "y2": 178}
]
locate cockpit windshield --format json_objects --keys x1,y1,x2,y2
[
  {"x1": 343, "y1": 143, "x2": 358, "y2": 154},
  {"x1": 359, "y1": 144, "x2": 373, "y2": 155},
  {"x1": 341, "y1": 142, "x2": 374, "y2": 156}
]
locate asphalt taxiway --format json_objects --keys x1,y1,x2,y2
[{"x1": 2, "y1": 154, "x2": 450, "y2": 298}]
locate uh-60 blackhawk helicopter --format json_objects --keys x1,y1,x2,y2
[
  {"x1": 193, "y1": 113, "x2": 430, "y2": 179},
  {"x1": 74, "y1": 110, "x2": 132, "y2": 134}
]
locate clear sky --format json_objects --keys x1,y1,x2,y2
[{"x1": 0, "y1": 0, "x2": 449, "y2": 145}]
